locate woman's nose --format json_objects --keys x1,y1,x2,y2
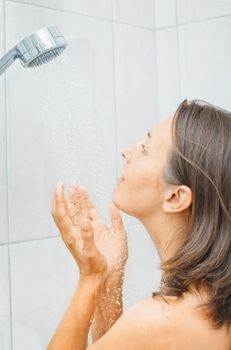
[{"x1": 121, "y1": 145, "x2": 133, "y2": 162}]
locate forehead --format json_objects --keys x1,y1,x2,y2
[{"x1": 151, "y1": 115, "x2": 173, "y2": 145}]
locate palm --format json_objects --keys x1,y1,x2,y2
[
  {"x1": 51, "y1": 182, "x2": 108, "y2": 276},
  {"x1": 67, "y1": 185, "x2": 128, "y2": 273},
  {"x1": 97, "y1": 223, "x2": 127, "y2": 271}
]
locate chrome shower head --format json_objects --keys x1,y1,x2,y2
[{"x1": 0, "y1": 26, "x2": 67, "y2": 76}]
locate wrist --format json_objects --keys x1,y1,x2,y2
[
  {"x1": 102, "y1": 266, "x2": 125, "y2": 287},
  {"x1": 95, "y1": 270, "x2": 124, "y2": 305},
  {"x1": 79, "y1": 273, "x2": 103, "y2": 292}
]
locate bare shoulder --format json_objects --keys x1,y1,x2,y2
[
  {"x1": 87, "y1": 296, "x2": 175, "y2": 350},
  {"x1": 88, "y1": 293, "x2": 231, "y2": 350}
]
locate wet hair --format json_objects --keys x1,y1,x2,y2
[{"x1": 152, "y1": 99, "x2": 231, "y2": 331}]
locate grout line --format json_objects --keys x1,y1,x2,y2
[
  {"x1": 175, "y1": 0, "x2": 182, "y2": 101},
  {"x1": 176, "y1": 11, "x2": 231, "y2": 27},
  {"x1": 111, "y1": 20, "x2": 155, "y2": 32},
  {"x1": 156, "y1": 24, "x2": 178, "y2": 31},
  {"x1": 153, "y1": 0, "x2": 159, "y2": 123},
  {"x1": 7, "y1": 0, "x2": 114, "y2": 22},
  {"x1": 6, "y1": 0, "x2": 154, "y2": 32},
  {"x1": 4, "y1": 0, "x2": 13, "y2": 347},
  {"x1": 155, "y1": 12, "x2": 231, "y2": 31},
  {"x1": 10, "y1": 234, "x2": 60, "y2": 245},
  {"x1": 6, "y1": 0, "x2": 231, "y2": 32},
  {"x1": 111, "y1": 3, "x2": 119, "y2": 180},
  {"x1": 111, "y1": 0, "x2": 114, "y2": 22}
]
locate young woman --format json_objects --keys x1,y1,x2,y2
[{"x1": 47, "y1": 99, "x2": 231, "y2": 350}]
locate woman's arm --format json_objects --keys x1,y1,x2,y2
[
  {"x1": 48, "y1": 285, "x2": 165, "y2": 350},
  {"x1": 47, "y1": 275, "x2": 166, "y2": 350},
  {"x1": 48, "y1": 183, "x2": 108, "y2": 349},
  {"x1": 47, "y1": 274, "x2": 102, "y2": 350},
  {"x1": 64, "y1": 185, "x2": 128, "y2": 343},
  {"x1": 91, "y1": 268, "x2": 125, "y2": 342},
  {"x1": 48, "y1": 182, "x2": 129, "y2": 349}
]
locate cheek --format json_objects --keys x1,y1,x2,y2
[
  {"x1": 112, "y1": 166, "x2": 160, "y2": 217},
  {"x1": 127, "y1": 166, "x2": 157, "y2": 191}
]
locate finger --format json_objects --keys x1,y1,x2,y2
[
  {"x1": 51, "y1": 188, "x2": 57, "y2": 217},
  {"x1": 69, "y1": 186, "x2": 81, "y2": 211},
  {"x1": 80, "y1": 219, "x2": 96, "y2": 254},
  {"x1": 78, "y1": 186, "x2": 94, "y2": 220},
  {"x1": 80, "y1": 187, "x2": 100, "y2": 221},
  {"x1": 76, "y1": 186, "x2": 90, "y2": 219},
  {"x1": 109, "y1": 203, "x2": 125, "y2": 232},
  {"x1": 55, "y1": 182, "x2": 73, "y2": 233},
  {"x1": 66, "y1": 199, "x2": 75, "y2": 218},
  {"x1": 51, "y1": 199, "x2": 58, "y2": 226},
  {"x1": 69, "y1": 186, "x2": 82, "y2": 225},
  {"x1": 55, "y1": 181, "x2": 66, "y2": 217},
  {"x1": 51, "y1": 181, "x2": 64, "y2": 221},
  {"x1": 69, "y1": 185, "x2": 80, "y2": 205}
]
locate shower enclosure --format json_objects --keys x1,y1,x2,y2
[{"x1": 1, "y1": 0, "x2": 231, "y2": 349}]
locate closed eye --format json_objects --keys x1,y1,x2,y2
[{"x1": 141, "y1": 144, "x2": 146, "y2": 153}]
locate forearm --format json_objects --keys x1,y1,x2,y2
[
  {"x1": 91, "y1": 269, "x2": 125, "y2": 342},
  {"x1": 47, "y1": 274, "x2": 102, "y2": 350}
]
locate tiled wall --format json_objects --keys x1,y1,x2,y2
[{"x1": 1, "y1": 0, "x2": 231, "y2": 349}]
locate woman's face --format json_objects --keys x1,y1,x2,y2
[{"x1": 112, "y1": 115, "x2": 173, "y2": 219}]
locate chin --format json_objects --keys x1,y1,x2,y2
[
  {"x1": 112, "y1": 187, "x2": 127, "y2": 212},
  {"x1": 111, "y1": 188, "x2": 136, "y2": 217},
  {"x1": 111, "y1": 188, "x2": 122, "y2": 209}
]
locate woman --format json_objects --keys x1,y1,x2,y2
[{"x1": 47, "y1": 99, "x2": 231, "y2": 350}]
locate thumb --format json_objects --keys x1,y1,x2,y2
[
  {"x1": 80, "y1": 219, "x2": 95, "y2": 253},
  {"x1": 109, "y1": 203, "x2": 125, "y2": 232}
]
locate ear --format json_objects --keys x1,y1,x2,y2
[{"x1": 162, "y1": 185, "x2": 192, "y2": 213}]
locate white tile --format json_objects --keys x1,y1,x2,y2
[
  {"x1": 156, "y1": 27, "x2": 180, "y2": 121},
  {"x1": 0, "y1": 0, "x2": 4, "y2": 55},
  {"x1": 114, "y1": 23, "x2": 158, "y2": 226},
  {"x1": 6, "y1": 2, "x2": 116, "y2": 242},
  {"x1": 8, "y1": 0, "x2": 112, "y2": 20},
  {"x1": 155, "y1": 0, "x2": 176, "y2": 28},
  {"x1": 177, "y1": 0, "x2": 231, "y2": 24},
  {"x1": 10, "y1": 238, "x2": 78, "y2": 349},
  {"x1": 10, "y1": 228, "x2": 161, "y2": 348},
  {"x1": 113, "y1": 0, "x2": 155, "y2": 28},
  {"x1": 0, "y1": 246, "x2": 11, "y2": 350},
  {"x1": 0, "y1": 93, "x2": 8, "y2": 245},
  {"x1": 0, "y1": 0, "x2": 8, "y2": 245},
  {"x1": 179, "y1": 16, "x2": 231, "y2": 111},
  {"x1": 123, "y1": 224, "x2": 161, "y2": 309}
]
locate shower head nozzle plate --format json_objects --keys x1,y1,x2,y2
[{"x1": 15, "y1": 25, "x2": 67, "y2": 68}]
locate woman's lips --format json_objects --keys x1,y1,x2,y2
[{"x1": 117, "y1": 176, "x2": 125, "y2": 184}]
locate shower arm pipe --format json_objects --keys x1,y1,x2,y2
[{"x1": 0, "y1": 47, "x2": 18, "y2": 76}]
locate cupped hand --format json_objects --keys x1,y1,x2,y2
[
  {"x1": 51, "y1": 181, "x2": 107, "y2": 278},
  {"x1": 67, "y1": 184, "x2": 128, "y2": 276}
]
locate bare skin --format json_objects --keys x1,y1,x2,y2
[{"x1": 48, "y1": 114, "x2": 231, "y2": 350}]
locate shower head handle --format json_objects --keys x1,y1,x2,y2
[{"x1": 0, "y1": 25, "x2": 67, "y2": 76}]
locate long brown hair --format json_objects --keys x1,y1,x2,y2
[{"x1": 152, "y1": 99, "x2": 231, "y2": 331}]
